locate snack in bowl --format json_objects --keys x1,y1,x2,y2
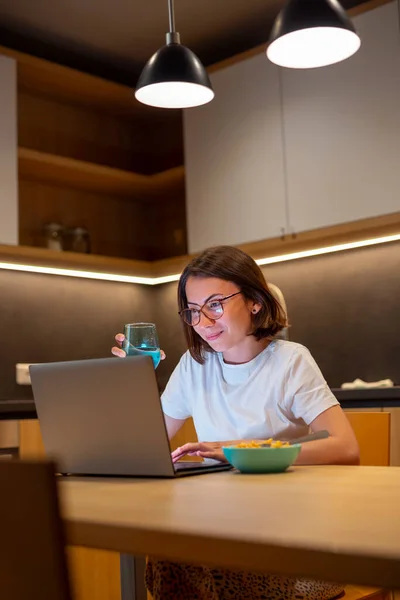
[
  {"x1": 222, "y1": 439, "x2": 301, "y2": 474},
  {"x1": 236, "y1": 439, "x2": 291, "y2": 448}
]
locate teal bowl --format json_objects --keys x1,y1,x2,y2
[{"x1": 222, "y1": 444, "x2": 301, "y2": 474}]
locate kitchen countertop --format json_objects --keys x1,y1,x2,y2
[
  {"x1": 0, "y1": 400, "x2": 37, "y2": 420},
  {"x1": 0, "y1": 387, "x2": 399, "y2": 421},
  {"x1": 331, "y1": 387, "x2": 400, "y2": 408}
]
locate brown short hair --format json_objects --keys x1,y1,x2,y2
[{"x1": 177, "y1": 246, "x2": 288, "y2": 364}]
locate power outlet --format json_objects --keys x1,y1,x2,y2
[{"x1": 16, "y1": 363, "x2": 34, "y2": 385}]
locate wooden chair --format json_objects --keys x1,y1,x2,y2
[
  {"x1": 19, "y1": 421, "x2": 123, "y2": 600},
  {"x1": 0, "y1": 459, "x2": 73, "y2": 600}
]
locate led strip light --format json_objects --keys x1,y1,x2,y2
[{"x1": 0, "y1": 233, "x2": 399, "y2": 285}]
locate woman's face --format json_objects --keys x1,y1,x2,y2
[{"x1": 185, "y1": 276, "x2": 260, "y2": 358}]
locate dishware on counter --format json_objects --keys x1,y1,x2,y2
[
  {"x1": 122, "y1": 322, "x2": 161, "y2": 369},
  {"x1": 222, "y1": 443, "x2": 301, "y2": 474}
]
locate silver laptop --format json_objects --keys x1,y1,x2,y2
[{"x1": 29, "y1": 356, "x2": 231, "y2": 478}]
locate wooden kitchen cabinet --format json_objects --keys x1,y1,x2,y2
[
  {"x1": 19, "y1": 419, "x2": 45, "y2": 458},
  {"x1": 0, "y1": 45, "x2": 186, "y2": 262},
  {"x1": 344, "y1": 411, "x2": 390, "y2": 466},
  {"x1": 2, "y1": 0, "x2": 400, "y2": 269},
  {"x1": 382, "y1": 408, "x2": 400, "y2": 466}
]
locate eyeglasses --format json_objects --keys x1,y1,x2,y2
[{"x1": 179, "y1": 292, "x2": 242, "y2": 326}]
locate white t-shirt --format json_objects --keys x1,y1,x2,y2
[{"x1": 161, "y1": 339, "x2": 339, "y2": 442}]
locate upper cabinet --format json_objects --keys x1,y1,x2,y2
[
  {"x1": 0, "y1": 56, "x2": 18, "y2": 245},
  {"x1": 184, "y1": 54, "x2": 286, "y2": 254},
  {"x1": 2, "y1": 0, "x2": 399, "y2": 265},
  {"x1": 184, "y1": 1, "x2": 400, "y2": 252},
  {"x1": 0, "y1": 46, "x2": 187, "y2": 262},
  {"x1": 282, "y1": 1, "x2": 400, "y2": 234}
]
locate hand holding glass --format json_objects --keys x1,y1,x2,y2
[{"x1": 122, "y1": 323, "x2": 161, "y2": 369}]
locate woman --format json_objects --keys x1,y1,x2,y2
[{"x1": 113, "y1": 245, "x2": 359, "y2": 600}]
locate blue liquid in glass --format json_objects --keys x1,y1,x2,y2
[{"x1": 124, "y1": 343, "x2": 161, "y2": 369}]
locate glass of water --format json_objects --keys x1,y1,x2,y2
[{"x1": 122, "y1": 322, "x2": 161, "y2": 369}]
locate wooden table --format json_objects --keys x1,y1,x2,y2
[{"x1": 59, "y1": 466, "x2": 400, "y2": 599}]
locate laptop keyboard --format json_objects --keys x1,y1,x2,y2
[{"x1": 174, "y1": 461, "x2": 213, "y2": 471}]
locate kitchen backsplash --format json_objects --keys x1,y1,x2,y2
[{"x1": 0, "y1": 271, "x2": 155, "y2": 399}]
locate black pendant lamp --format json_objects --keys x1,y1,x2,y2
[
  {"x1": 267, "y1": 0, "x2": 361, "y2": 69},
  {"x1": 135, "y1": 0, "x2": 214, "y2": 109}
]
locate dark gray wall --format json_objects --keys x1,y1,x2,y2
[
  {"x1": 0, "y1": 241, "x2": 399, "y2": 399},
  {"x1": 265, "y1": 241, "x2": 400, "y2": 387},
  {"x1": 0, "y1": 271, "x2": 155, "y2": 399}
]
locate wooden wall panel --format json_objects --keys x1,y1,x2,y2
[
  {"x1": 18, "y1": 91, "x2": 183, "y2": 175},
  {"x1": 18, "y1": 91, "x2": 138, "y2": 171},
  {"x1": 8, "y1": 45, "x2": 186, "y2": 261},
  {"x1": 149, "y1": 181, "x2": 187, "y2": 260},
  {"x1": 18, "y1": 179, "x2": 152, "y2": 260},
  {"x1": 17, "y1": 89, "x2": 185, "y2": 260}
]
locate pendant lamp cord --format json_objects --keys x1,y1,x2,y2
[
  {"x1": 168, "y1": 0, "x2": 176, "y2": 33},
  {"x1": 398, "y1": 0, "x2": 400, "y2": 37}
]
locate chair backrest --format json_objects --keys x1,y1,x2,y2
[
  {"x1": 0, "y1": 460, "x2": 73, "y2": 600},
  {"x1": 345, "y1": 411, "x2": 391, "y2": 466},
  {"x1": 269, "y1": 282, "x2": 289, "y2": 340}
]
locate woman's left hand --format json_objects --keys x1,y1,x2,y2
[{"x1": 171, "y1": 441, "x2": 228, "y2": 463}]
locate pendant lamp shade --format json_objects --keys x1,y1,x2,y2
[
  {"x1": 135, "y1": 37, "x2": 214, "y2": 109},
  {"x1": 135, "y1": 0, "x2": 214, "y2": 109},
  {"x1": 267, "y1": 0, "x2": 361, "y2": 69}
]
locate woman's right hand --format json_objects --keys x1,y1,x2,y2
[{"x1": 111, "y1": 333, "x2": 127, "y2": 358}]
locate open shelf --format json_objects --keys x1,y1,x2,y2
[
  {"x1": 18, "y1": 147, "x2": 185, "y2": 198},
  {"x1": 0, "y1": 244, "x2": 154, "y2": 278}
]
